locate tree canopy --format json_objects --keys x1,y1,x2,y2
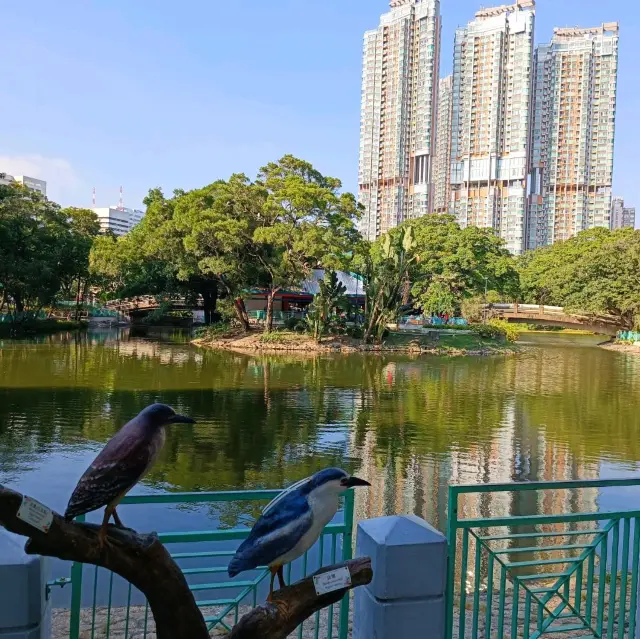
[
  {"x1": 90, "y1": 155, "x2": 362, "y2": 329},
  {"x1": 404, "y1": 215, "x2": 520, "y2": 315},
  {"x1": 0, "y1": 182, "x2": 100, "y2": 316},
  {"x1": 520, "y1": 227, "x2": 640, "y2": 329},
  {"x1": 356, "y1": 215, "x2": 520, "y2": 337}
]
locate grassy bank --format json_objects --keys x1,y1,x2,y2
[
  {"x1": 194, "y1": 326, "x2": 518, "y2": 356},
  {"x1": 0, "y1": 319, "x2": 87, "y2": 337}
]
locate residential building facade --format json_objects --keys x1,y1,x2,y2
[
  {"x1": 358, "y1": 0, "x2": 441, "y2": 241},
  {"x1": 433, "y1": 75, "x2": 453, "y2": 213},
  {"x1": 528, "y1": 23, "x2": 619, "y2": 248},
  {"x1": 610, "y1": 196, "x2": 635, "y2": 230},
  {"x1": 450, "y1": 0, "x2": 535, "y2": 255},
  {"x1": 93, "y1": 206, "x2": 144, "y2": 237}
]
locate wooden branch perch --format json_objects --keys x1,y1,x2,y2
[
  {"x1": 0, "y1": 484, "x2": 373, "y2": 639},
  {"x1": 230, "y1": 557, "x2": 373, "y2": 639},
  {"x1": 0, "y1": 484, "x2": 209, "y2": 639}
]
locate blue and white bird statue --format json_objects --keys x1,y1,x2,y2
[{"x1": 228, "y1": 468, "x2": 370, "y2": 601}]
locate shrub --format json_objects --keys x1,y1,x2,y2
[
  {"x1": 488, "y1": 319, "x2": 520, "y2": 342},
  {"x1": 284, "y1": 316, "x2": 303, "y2": 331},
  {"x1": 471, "y1": 324, "x2": 504, "y2": 340},
  {"x1": 194, "y1": 322, "x2": 232, "y2": 339},
  {"x1": 259, "y1": 330, "x2": 291, "y2": 344},
  {"x1": 346, "y1": 324, "x2": 364, "y2": 340},
  {"x1": 471, "y1": 320, "x2": 519, "y2": 342}
]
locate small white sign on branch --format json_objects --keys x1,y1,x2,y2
[
  {"x1": 16, "y1": 496, "x2": 54, "y2": 533},
  {"x1": 313, "y1": 566, "x2": 352, "y2": 596}
]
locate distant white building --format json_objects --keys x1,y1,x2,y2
[
  {"x1": 0, "y1": 173, "x2": 47, "y2": 196},
  {"x1": 93, "y1": 206, "x2": 144, "y2": 236},
  {"x1": 14, "y1": 175, "x2": 47, "y2": 196}
]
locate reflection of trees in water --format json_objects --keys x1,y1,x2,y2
[{"x1": 1, "y1": 334, "x2": 639, "y2": 533}]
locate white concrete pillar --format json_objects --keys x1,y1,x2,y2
[{"x1": 353, "y1": 515, "x2": 447, "y2": 639}]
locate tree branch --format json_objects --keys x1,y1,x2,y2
[
  {"x1": 229, "y1": 557, "x2": 373, "y2": 639},
  {"x1": 0, "y1": 484, "x2": 207, "y2": 639},
  {"x1": 0, "y1": 485, "x2": 372, "y2": 639}
]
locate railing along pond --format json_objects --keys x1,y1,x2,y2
[
  {"x1": 59, "y1": 489, "x2": 355, "y2": 639},
  {"x1": 446, "y1": 478, "x2": 640, "y2": 639}
]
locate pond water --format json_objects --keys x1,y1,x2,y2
[{"x1": 1, "y1": 328, "x2": 640, "y2": 605}]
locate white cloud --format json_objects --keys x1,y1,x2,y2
[{"x1": 0, "y1": 154, "x2": 85, "y2": 205}]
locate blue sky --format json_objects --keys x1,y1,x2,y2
[{"x1": 0, "y1": 0, "x2": 637, "y2": 218}]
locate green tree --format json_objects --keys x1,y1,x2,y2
[
  {"x1": 305, "y1": 271, "x2": 348, "y2": 342},
  {"x1": 254, "y1": 155, "x2": 361, "y2": 332},
  {"x1": 520, "y1": 227, "x2": 640, "y2": 329},
  {"x1": 91, "y1": 189, "x2": 221, "y2": 323},
  {"x1": 172, "y1": 175, "x2": 269, "y2": 330},
  {"x1": 361, "y1": 226, "x2": 417, "y2": 343},
  {"x1": 90, "y1": 157, "x2": 360, "y2": 329},
  {"x1": 59, "y1": 208, "x2": 101, "y2": 319},
  {"x1": 406, "y1": 215, "x2": 519, "y2": 316},
  {"x1": 0, "y1": 182, "x2": 85, "y2": 318}
]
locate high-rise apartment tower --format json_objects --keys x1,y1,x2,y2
[
  {"x1": 528, "y1": 23, "x2": 619, "y2": 248},
  {"x1": 610, "y1": 196, "x2": 635, "y2": 230},
  {"x1": 433, "y1": 75, "x2": 453, "y2": 213},
  {"x1": 358, "y1": 0, "x2": 441, "y2": 241},
  {"x1": 450, "y1": 0, "x2": 535, "y2": 255}
]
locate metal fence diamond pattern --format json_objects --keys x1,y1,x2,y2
[{"x1": 447, "y1": 479, "x2": 640, "y2": 639}]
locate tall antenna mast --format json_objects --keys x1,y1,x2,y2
[
  {"x1": 118, "y1": 186, "x2": 124, "y2": 210},
  {"x1": 92, "y1": 187, "x2": 96, "y2": 208}
]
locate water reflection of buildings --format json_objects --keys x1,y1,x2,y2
[{"x1": 351, "y1": 395, "x2": 599, "y2": 533}]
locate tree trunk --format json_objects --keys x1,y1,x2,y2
[
  {"x1": 265, "y1": 288, "x2": 279, "y2": 333},
  {"x1": 14, "y1": 293, "x2": 24, "y2": 314},
  {"x1": 74, "y1": 278, "x2": 82, "y2": 321},
  {"x1": 234, "y1": 297, "x2": 250, "y2": 331},
  {"x1": 363, "y1": 299, "x2": 381, "y2": 344},
  {"x1": 201, "y1": 281, "x2": 219, "y2": 325}
]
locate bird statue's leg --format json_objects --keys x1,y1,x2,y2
[
  {"x1": 267, "y1": 567, "x2": 277, "y2": 603},
  {"x1": 98, "y1": 505, "x2": 114, "y2": 551},
  {"x1": 277, "y1": 565, "x2": 286, "y2": 589},
  {"x1": 111, "y1": 508, "x2": 124, "y2": 528}
]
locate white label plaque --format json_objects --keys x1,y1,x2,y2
[
  {"x1": 16, "y1": 496, "x2": 53, "y2": 533},
  {"x1": 313, "y1": 567, "x2": 352, "y2": 595}
]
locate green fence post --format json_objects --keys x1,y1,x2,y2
[
  {"x1": 445, "y1": 487, "x2": 458, "y2": 639},
  {"x1": 339, "y1": 489, "x2": 355, "y2": 639},
  {"x1": 69, "y1": 515, "x2": 85, "y2": 639}
]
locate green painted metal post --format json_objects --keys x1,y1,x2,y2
[
  {"x1": 69, "y1": 515, "x2": 85, "y2": 639},
  {"x1": 629, "y1": 518, "x2": 640, "y2": 639},
  {"x1": 446, "y1": 487, "x2": 458, "y2": 639},
  {"x1": 339, "y1": 489, "x2": 355, "y2": 639}
]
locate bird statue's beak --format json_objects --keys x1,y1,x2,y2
[
  {"x1": 342, "y1": 476, "x2": 371, "y2": 488},
  {"x1": 168, "y1": 414, "x2": 196, "y2": 424}
]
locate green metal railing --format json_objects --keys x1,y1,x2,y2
[
  {"x1": 618, "y1": 331, "x2": 640, "y2": 343},
  {"x1": 64, "y1": 488, "x2": 355, "y2": 639},
  {"x1": 446, "y1": 478, "x2": 640, "y2": 639}
]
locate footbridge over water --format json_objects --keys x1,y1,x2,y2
[
  {"x1": 105, "y1": 295, "x2": 203, "y2": 316},
  {"x1": 489, "y1": 303, "x2": 622, "y2": 336}
]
